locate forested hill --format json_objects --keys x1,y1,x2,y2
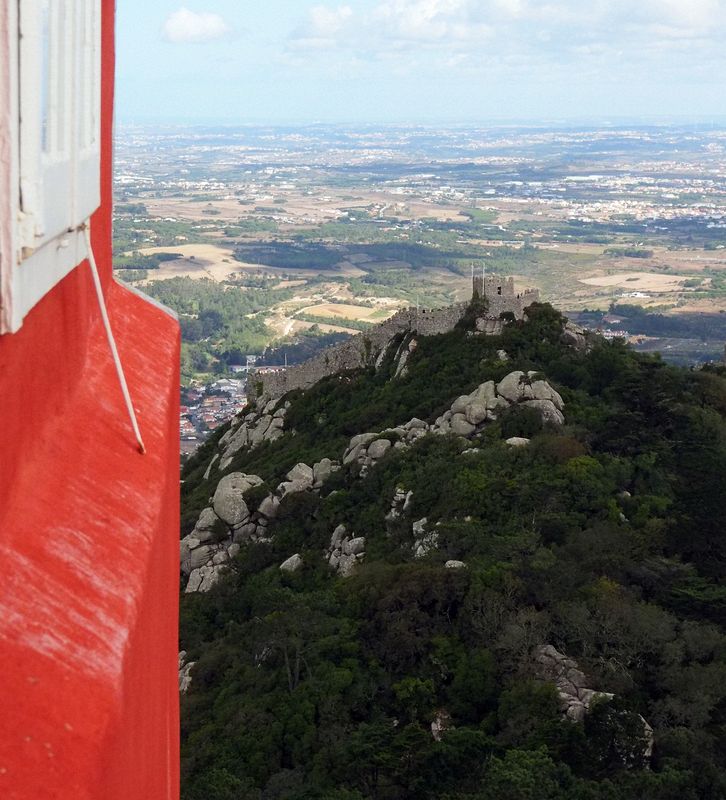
[{"x1": 179, "y1": 303, "x2": 726, "y2": 800}]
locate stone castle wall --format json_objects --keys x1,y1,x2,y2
[
  {"x1": 250, "y1": 304, "x2": 468, "y2": 403},
  {"x1": 249, "y1": 276, "x2": 540, "y2": 404}
]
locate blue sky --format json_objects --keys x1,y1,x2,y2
[{"x1": 117, "y1": 0, "x2": 726, "y2": 124}]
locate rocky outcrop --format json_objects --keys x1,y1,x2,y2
[
  {"x1": 445, "y1": 560, "x2": 466, "y2": 569},
  {"x1": 534, "y1": 644, "x2": 612, "y2": 723},
  {"x1": 215, "y1": 400, "x2": 291, "y2": 472},
  {"x1": 179, "y1": 651, "x2": 195, "y2": 694},
  {"x1": 327, "y1": 525, "x2": 366, "y2": 577},
  {"x1": 280, "y1": 554, "x2": 303, "y2": 573},
  {"x1": 561, "y1": 321, "x2": 589, "y2": 351},
  {"x1": 413, "y1": 517, "x2": 439, "y2": 559},
  {"x1": 533, "y1": 645, "x2": 654, "y2": 761},
  {"x1": 340, "y1": 372, "x2": 565, "y2": 477},
  {"x1": 182, "y1": 472, "x2": 279, "y2": 593},
  {"x1": 183, "y1": 454, "x2": 342, "y2": 592},
  {"x1": 386, "y1": 486, "x2": 414, "y2": 526}
]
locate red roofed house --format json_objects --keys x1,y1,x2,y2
[{"x1": 0, "y1": 2, "x2": 180, "y2": 798}]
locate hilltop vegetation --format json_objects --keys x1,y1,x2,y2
[{"x1": 179, "y1": 305, "x2": 726, "y2": 800}]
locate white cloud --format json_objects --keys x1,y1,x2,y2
[
  {"x1": 162, "y1": 8, "x2": 232, "y2": 43},
  {"x1": 287, "y1": 0, "x2": 726, "y2": 80}
]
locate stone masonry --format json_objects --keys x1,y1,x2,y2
[{"x1": 248, "y1": 275, "x2": 539, "y2": 405}]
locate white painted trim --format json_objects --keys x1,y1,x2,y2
[
  {"x1": 0, "y1": 0, "x2": 20, "y2": 333},
  {"x1": 1, "y1": 0, "x2": 101, "y2": 335}
]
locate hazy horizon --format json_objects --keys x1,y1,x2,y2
[{"x1": 117, "y1": 1, "x2": 726, "y2": 125}]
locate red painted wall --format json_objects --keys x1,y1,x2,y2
[{"x1": 0, "y1": 2, "x2": 180, "y2": 797}]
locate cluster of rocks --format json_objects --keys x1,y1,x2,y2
[
  {"x1": 341, "y1": 371, "x2": 564, "y2": 475},
  {"x1": 533, "y1": 644, "x2": 654, "y2": 760},
  {"x1": 181, "y1": 473, "x2": 278, "y2": 593},
  {"x1": 183, "y1": 456, "x2": 343, "y2": 593},
  {"x1": 342, "y1": 420, "x2": 429, "y2": 475},
  {"x1": 185, "y1": 370, "x2": 564, "y2": 593},
  {"x1": 436, "y1": 371, "x2": 565, "y2": 436},
  {"x1": 278, "y1": 458, "x2": 340, "y2": 497},
  {"x1": 533, "y1": 644, "x2": 614, "y2": 723},
  {"x1": 326, "y1": 524, "x2": 366, "y2": 577},
  {"x1": 385, "y1": 486, "x2": 414, "y2": 526},
  {"x1": 215, "y1": 400, "x2": 291, "y2": 472},
  {"x1": 412, "y1": 517, "x2": 439, "y2": 559}
]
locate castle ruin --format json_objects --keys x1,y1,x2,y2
[{"x1": 249, "y1": 275, "x2": 539, "y2": 404}]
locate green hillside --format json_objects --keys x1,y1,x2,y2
[{"x1": 180, "y1": 304, "x2": 726, "y2": 800}]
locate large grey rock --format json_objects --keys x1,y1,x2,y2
[
  {"x1": 464, "y1": 401, "x2": 488, "y2": 426},
  {"x1": 562, "y1": 322, "x2": 588, "y2": 350},
  {"x1": 250, "y1": 415, "x2": 273, "y2": 446},
  {"x1": 451, "y1": 395, "x2": 471, "y2": 415},
  {"x1": 529, "y1": 380, "x2": 564, "y2": 410},
  {"x1": 222, "y1": 424, "x2": 249, "y2": 462},
  {"x1": 406, "y1": 418, "x2": 428, "y2": 430},
  {"x1": 337, "y1": 553, "x2": 360, "y2": 578},
  {"x1": 185, "y1": 569, "x2": 203, "y2": 593},
  {"x1": 198, "y1": 564, "x2": 224, "y2": 592},
  {"x1": 194, "y1": 506, "x2": 219, "y2": 530},
  {"x1": 287, "y1": 463, "x2": 314, "y2": 487},
  {"x1": 343, "y1": 444, "x2": 365, "y2": 466},
  {"x1": 451, "y1": 414, "x2": 476, "y2": 437},
  {"x1": 258, "y1": 495, "x2": 280, "y2": 519},
  {"x1": 330, "y1": 524, "x2": 348, "y2": 550},
  {"x1": 343, "y1": 537, "x2": 366, "y2": 556},
  {"x1": 349, "y1": 432, "x2": 379, "y2": 450},
  {"x1": 190, "y1": 544, "x2": 215, "y2": 571},
  {"x1": 471, "y1": 381, "x2": 497, "y2": 404},
  {"x1": 213, "y1": 473, "x2": 262, "y2": 526},
  {"x1": 497, "y1": 371, "x2": 526, "y2": 403},
  {"x1": 313, "y1": 458, "x2": 335, "y2": 487},
  {"x1": 368, "y1": 439, "x2": 392, "y2": 460},
  {"x1": 506, "y1": 437, "x2": 531, "y2": 447},
  {"x1": 280, "y1": 554, "x2": 303, "y2": 573},
  {"x1": 445, "y1": 560, "x2": 466, "y2": 569},
  {"x1": 232, "y1": 522, "x2": 258, "y2": 543},
  {"x1": 521, "y1": 399, "x2": 565, "y2": 426}
]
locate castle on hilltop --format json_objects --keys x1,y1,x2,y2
[
  {"x1": 249, "y1": 274, "x2": 540, "y2": 404},
  {"x1": 473, "y1": 273, "x2": 540, "y2": 319}
]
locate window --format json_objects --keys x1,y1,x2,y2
[{"x1": 0, "y1": 0, "x2": 101, "y2": 333}]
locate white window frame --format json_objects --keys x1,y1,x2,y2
[{"x1": 0, "y1": 0, "x2": 101, "y2": 334}]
